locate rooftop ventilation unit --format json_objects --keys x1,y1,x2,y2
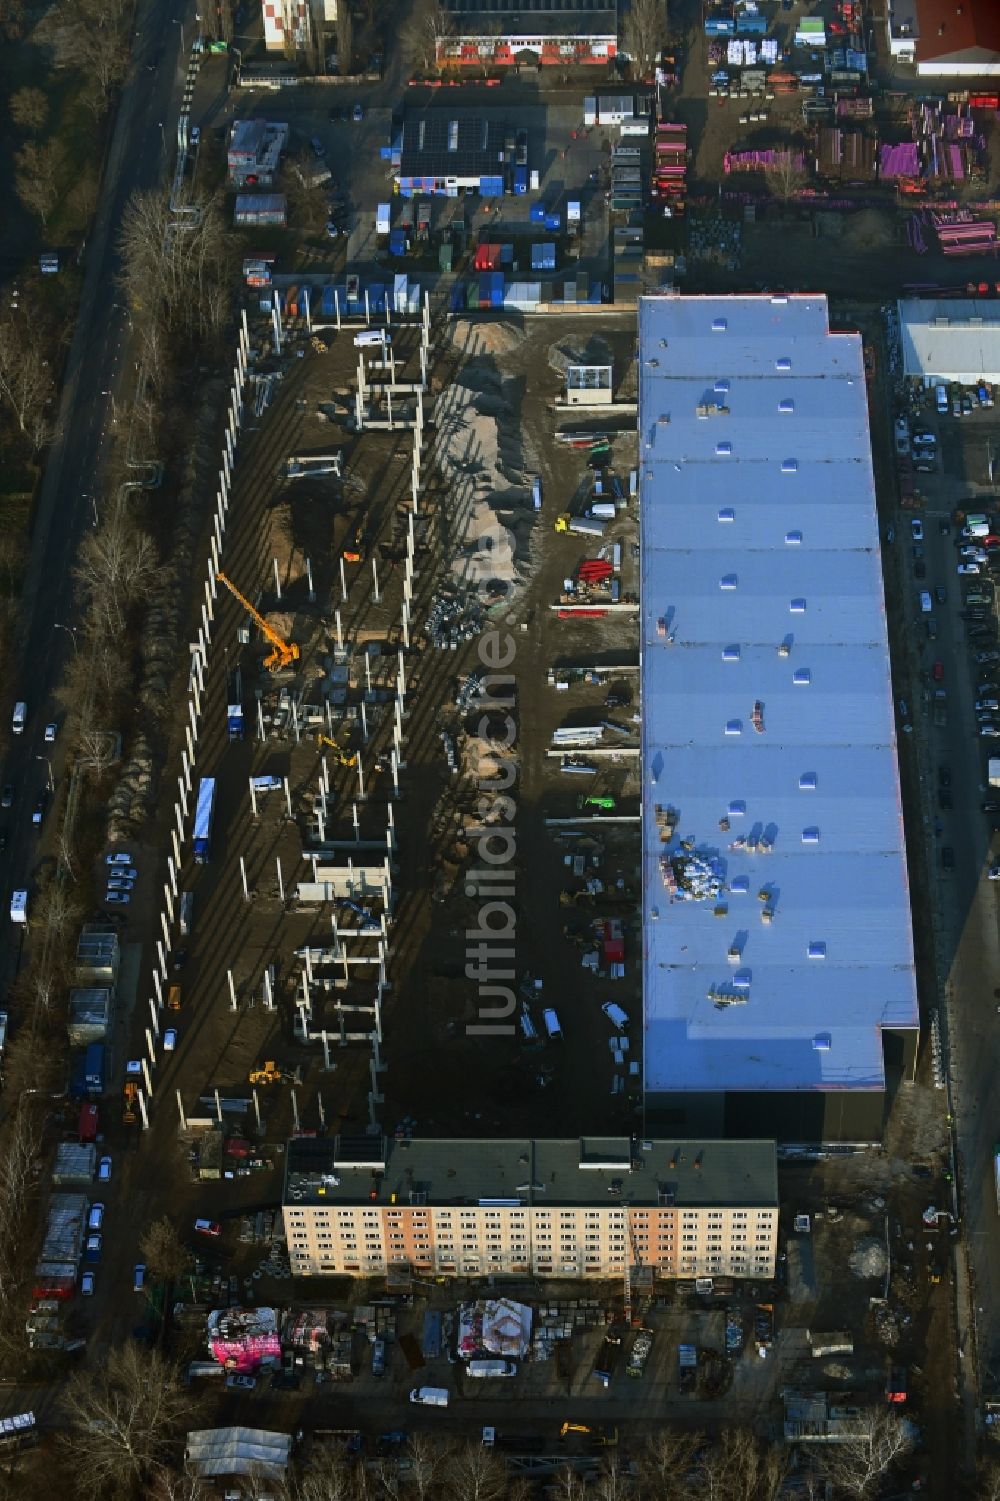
[
  {"x1": 793, "y1": 668, "x2": 811, "y2": 685},
  {"x1": 807, "y1": 942, "x2": 827, "y2": 959},
  {"x1": 722, "y1": 644, "x2": 740, "y2": 661},
  {"x1": 781, "y1": 458, "x2": 798, "y2": 473},
  {"x1": 785, "y1": 530, "x2": 802, "y2": 545},
  {"x1": 790, "y1": 598, "x2": 806, "y2": 612},
  {"x1": 720, "y1": 574, "x2": 738, "y2": 590},
  {"x1": 776, "y1": 357, "x2": 792, "y2": 371},
  {"x1": 725, "y1": 719, "x2": 743, "y2": 736},
  {"x1": 779, "y1": 398, "x2": 794, "y2": 413},
  {"x1": 802, "y1": 827, "x2": 820, "y2": 843},
  {"x1": 798, "y1": 772, "x2": 817, "y2": 790},
  {"x1": 712, "y1": 317, "x2": 727, "y2": 331},
  {"x1": 718, "y1": 507, "x2": 735, "y2": 522}
]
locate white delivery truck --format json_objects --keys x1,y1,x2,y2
[
  {"x1": 11, "y1": 702, "x2": 25, "y2": 735},
  {"x1": 9, "y1": 890, "x2": 27, "y2": 925},
  {"x1": 990, "y1": 759, "x2": 1000, "y2": 788},
  {"x1": 409, "y1": 1387, "x2": 449, "y2": 1407},
  {"x1": 354, "y1": 330, "x2": 391, "y2": 349}
]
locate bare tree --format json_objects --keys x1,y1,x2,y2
[
  {"x1": 767, "y1": 153, "x2": 809, "y2": 202},
  {"x1": 119, "y1": 188, "x2": 233, "y2": 342},
  {"x1": 978, "y1": 1462, "x2": 1000, "y2": 1501},
  {"x1": 0, "y1": 1105, "x2": 43, "y2": 1349},
  {"x1": 14, "y1": 139, "x2": 62, "y2": 228},
  {"x1": 0, "y1": 310, "x2": 55, "y2": 449},
  {"x1": 75, "y1": 508, "x2": 158, "y2": 638},
  {"x1": 440, "y1": 1443, "x2": 509, "y2": 1501},
  {"x1": 139, "y1": 1218, "x2": 194, "y2": 1283},
  {"x1": 400, "y1": 0, "x2": 451, "y2": 73},
  {"x1": 9, "y1": 86, "x2": 48, "y2": 131},
  {"x1": 296, "y1": 1448, "x2": 359, "y2": 1501},
  {"x1": 336, "y1": 0, "x2": 353, "y2": 73},
  {"x1": 58, "y1": 0, "x2": 129, "y2": 117},
  {"x1": 60, "y1": 1342, "x2": 194, "y2": 1499},
  {"x1": 34, "y1": 883, "x2": 83, "y2": 943},
  {"x1": 404, "y1": 1432, "x2": 449, "y2": 1500},
  {"x1": 638, "y1": 1430, "x2": 708, "y2": 1499},
  {"x1": 819, "y1": 1410, "x2": 914, "y2": 1498},
  {"x1": 622, "y1": 0, "x2": 667, "y2": 79}
]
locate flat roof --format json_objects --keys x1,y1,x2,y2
[
  {"x1": 638, "y1": 294, "x2": 919, "y2": 1098},
  {"x1": 898, "y1": 298, "x2": 1000, "y2": 380},
  {"x1": 400, "y1": 115, "x2": 508, "y2": 181},
  {"x1": 284, "y1": 1136, "x2": 779, "y2": 1208}
]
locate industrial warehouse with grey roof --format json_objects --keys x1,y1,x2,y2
[{"x1": 638, "y1": 294, "x2": 920, "y2": 1143}]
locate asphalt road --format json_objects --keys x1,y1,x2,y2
[{"x1": 0, "y1": 0, "x2": 194, "y2": 988}]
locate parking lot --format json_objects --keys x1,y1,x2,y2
[{"x1": 884, "y1": 367, "x2": 1000, "y2": 1407}]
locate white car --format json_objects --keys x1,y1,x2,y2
[
  {"x1": 43, "y1": 723, "x2": 57, "y2": 744},
  {"x1": 107, "y1": 891, "x2": 131, "y2": 905},
  {"x1": 958, "y1": 563, "x2": 982, "y2": 575},
  {"x1": 989, "y1": 864, "x2": 1000, "y2": 881},
  {"x1": 105, "y1": 852, "x2": 133, "y2": 866},
  {"x1": 910, "y1": 518, "x2": 924, "y2": 542},
  {"x1": 163, "y1": 1028, "x2": 177, "y2": 1052},
  {"x1": 81, "y1": 1272, "x2": 95, "y2": 1296},
  {"x1": 976, "y1": 699, "x2": 1000, "y2": 712},
  {"x1": 97, "y1": 1155, "x2": 112, "y2": 1183}
]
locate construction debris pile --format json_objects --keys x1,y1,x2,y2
[
  {"x1": 425, "y1": 587, "x2": 486, "y2": 649},
  {"x1": 457, "y1": 1298, "x2": 532, "y2": 1361},
  {"x1": 660, "y1": 847, "x2": 725, "y2": 902}
]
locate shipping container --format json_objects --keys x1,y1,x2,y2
[
  {"x1": 77, "y1": 1102, "x2": 99, "y2": 1143},
  {"x1": 480, "y1": 175, "x2": 505, "y2": 197},
  {"x1": 530, "y1": 203, "x2": 546, "y2": 224}
]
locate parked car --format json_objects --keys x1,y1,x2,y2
[
  {"x1": 911, "y1": 517, "x2": 924, "y2": 542},
  {"x1": 941, "y1": 846, "x2": 955, "y2": 870},
  {"x1": 989, "y1": 864, "x2": 1000, "y2": 882},
  {"x1": 88, "y1": 1203, "x2": 104, "y2": 1232},
  {"x1": 107, "y1": 891, "x2": 130, "y2": 905},
  {"x1": 935, "y1": 585, "x2": 947, "y2": 604},
  {"x1": 43, "y1": 722, "x2": 57, "y2": 744},
  {"x1": 190, "y1": 125, "x2": 200, "y2": 147},
  {"x1": 97, "y1": 1155, "x2": 112, "y2": 1183},
  {"x1": 975, "y1": 699, "x2": 999, "y2": 711},
  {"x1": 373, "y1": 1338, "x2": 386, "y2": 1378},
  {"x1": 133, "y1": 1263, "x2": 146, "y2": 1292},
  {"x1": 959, "y1": 563, "x2": 982, "y2": 575},
  {"x1": 226, "y1": 1373, "x2": 257, "y2": 1390},
  {"x1": 980, "y1": 724, "x2": 1000, "y2": 737},
  {"x1": 310, "y1": 136, "x2": 326, "y2": 158},
  {"x1": 913, "y1": 430, "x2": 936, "y2": 447},
  {"x1": 939, "y1": 764, "x2": 952, "y2": 788},
  {"x1": 352, "y1": 103, "x2": 364, "y2": 122},
  {"x1": 194, "y1": 1219, "x2": 222, "y2": 1237},
  {"x1": 915, "y1": 561, "x2": 926, "y2": 580},
  {"x1": 81, "y1": 1272, "x2": 95, "y2": 1296},
  {"x1": 163, "y1": 1028, "x2": 177, "y2": 1052},
  {"x1": 932, "y1": 661, "x2": 945, "y2": 681},
  {"x1": 106, "y1": 851, "x2": 133, "y2": 865},
  {"x1": 31, "y1": 792, "x2": 47, "y2": 828},
  {"x1": 0, "y1": 785, "x2": 13, "y2": 810}
]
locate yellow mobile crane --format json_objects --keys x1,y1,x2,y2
[{"x1": 217, "y1": 571, "x2": 301, "y2": 672}]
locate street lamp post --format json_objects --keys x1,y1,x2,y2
[
  {"x1": 36, "y1": 755, "x2": 53, "y2": 792},
  {"x1": 54, "y1": 623, "x2": 79, "y2": 654}
]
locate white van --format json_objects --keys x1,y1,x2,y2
[
  {"x1": 9, "y1": 890, "x2": 27, "y2": 925},
  {"x1": 542, "y1": 1008, "x2": 562, "y2": 1040},
  {"x1": 467, "y1": 1359, "x2": 516, "y2": 1378},
  {"x1": 919, "y1": 591, "x2": 933, "y2": 614},
  {"x1": 354, "y1": 329, "x2": 391, "y2": 349},
  {"x1": 11, "y1": 701, "x2": 26, "y2": 735},
  {"x1": 409, "y1": 1387, "x2": 449, "y2": 1407},
  {"x1": 936, "y1": 384, "x2": 949, "y2": 414},
  {"x1": 602, "y1": 1001, "x2": 629, "y2": 1031}
]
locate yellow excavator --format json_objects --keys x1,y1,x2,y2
[
  {"x1": 248, "y1": 1061, "x2": 291, "y2": 1086},
  {"x1": 559, "y1": 1423, "x2": 618, "y2": 1446},
  {"x1": 315, "y1": 733, "x2": 357, "y2": 767},
  {"x1": 217, "y1": 571, "x2": 300, "y2": 672}
]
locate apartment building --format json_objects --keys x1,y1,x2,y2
[{"x1": 282, "y1": 1136, "x2": 779, "y2": 1282}]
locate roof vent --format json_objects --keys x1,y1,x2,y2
[
  {"x1": 771, "y1": 295, "x2": 788, "y2": 305},
  {"x1": 725, "y1": 719, "x2": 742, "y2": 736},
  {"x1": 657, "y1": 1189, "x2": 675, "y2": 1207},
  {"x1": 793, "y1": 668, "x2": 811, "y2": 685},
  {"x1": 722, "y1": 644, "x2": 740, "y2": 661},
  {"x1": 798, "y1": 772, "x2": 817, "y2": 790},
  {"x1": 716, "y1": 441, "x2": 732, "y2": 456},
  {"x1": 781, "y1": 458, "x2": 798, "y2": 473},
  {"x1": 790, "y1": 598, "x2": 806, "y2": 613},
  {"x1": 714, "y1": 379, "x2": 730, "y2": 394},
  {"x1": 785, "y1": 530, "x2": 802, "y2": 545},
  {"x1": 802, "y1": 827, "x2": 820, "y2": 843},
  {"x1": 733, "y1": 969, "x2": 751, "y2": 989},
  {"x1": 729, "y1": 876, "x2": 749, "y2": 894},
  {"x1": 807, "y1": 942, "x2": 827, "y2": 960},
  {"x1": 712, "y1": 317, "x2": 728, "y2": 332},
  {"x1": 779, "y1": 398, "x2": 794, "y2": 413},
  {"x1": 776, "y1": 357, "x2": 792, "y2": 371},
  {"x1": 813, "y1": 1033, "x2": 831, "y2": 1051},
  {"x1": 720, "y1": 574, "x2": 738, "y2": 590},
  {"x1": 718, "y1": 507, "x2": 735, "y2": 522},
  {"x1": 728, "y1": 800, "x2": 746, "y2": 816}
]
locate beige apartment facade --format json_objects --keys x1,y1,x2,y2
[{"x1": 282, "y1": 1136, "x2": 779, "y2": 1283}]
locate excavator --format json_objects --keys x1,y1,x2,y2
[
  {"x1": 217, "y1": 571, "x2": 300, "y2": 672},
  {"x1": 315, "y1": 733, "x2": 357, "y2": 767},
  {"x1": 248, "y1": 1061, "x2": 295, "y2": 1086},
  {"x1": 559, "y1": 1423, "x2": 618, "y2": 1446}
]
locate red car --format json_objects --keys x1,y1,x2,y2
[
  {"x1": 932, "y1": 661, "x2": 945, "y2": 681},
  {"x1": 194, "y1": 1219, "x2": 222, "y2": 1237}
]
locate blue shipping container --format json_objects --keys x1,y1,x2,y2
[
  {"x1": 480, "y1": 175, "x2": 505, "y2": 197},
  {"x1": 543, "y1": 212, "x2": 562, "y2": 231},
  {"x1": 321, "y1": 285, "x2": 337, "y2": 317},
  {"x1": 389, "y1": 229, "x2": 406, "y2": 257},
  {"x1": 705, "y1": 17, "x2": 735, "y2": 34},
  {"x1": 530, "y1": 203, "x2": 546, "y2": 224},
  {"x1": 514, "y1": 165, "x2": 527, "y2": 195},
  {"x1": 450, "y1": 281, "x2": 467, "y2": 312},
  {"x1": 736, "y1": 13, "x2": 767, "y2": 32}
]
